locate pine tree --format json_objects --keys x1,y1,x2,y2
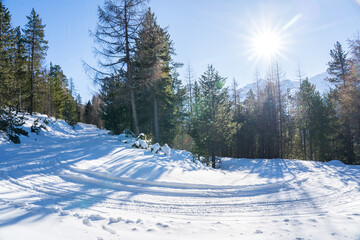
[
  {"x1": 0, "y1": 2, "x2": 14, "y2": 111},
  {"x1": 83, "y1": 100, "x2": 92, "y2": 124},
  {"x1": 48, "y1": 63, "x2": 67, "y2": 118},
  {"x1": 294, "y1": 79, "x2": 330, "y2": 160},
  {"x1": 23, "y1": 8, "x2": 48, "y2": 115},
  {"x1": 13, "y1": 26, "x2": 28, "y2": 112}
]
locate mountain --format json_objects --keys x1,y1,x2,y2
[{"x1": 236, "y1": 72, "x2": 332, "y2": 101}]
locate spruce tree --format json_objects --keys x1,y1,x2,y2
[
  {"x1": 48, "y1": 63, "x2": 67, "y2": 118},
  {"x1": 134, "y1": 8, "x2": 176, "y2": 143},
  {"x1": 191, "y1": 65, "x2": 237, "y2": 167},
  {"x1": 23, "y1": 8, "x2": 48, "y2": 115},
  {"x1": 294, "y1": 79, "x2": 330, "y2": 160}
]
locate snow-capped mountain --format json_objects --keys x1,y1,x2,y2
[{"x1": 236, "y1": 72, "x2": 332, "y2": 101}]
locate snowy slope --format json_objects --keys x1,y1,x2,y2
[{"x1": 1, "y1": 114, "x2": 360, "y2": 240}]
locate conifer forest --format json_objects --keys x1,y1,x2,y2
[{"x1": 1, "y1": 0, "x2": 360, "y2": 166}]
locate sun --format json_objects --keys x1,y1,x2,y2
[{"x1": 251, "y1": 30, "x2": 282, "y2": 61}]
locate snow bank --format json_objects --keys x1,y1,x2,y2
[{"x1": 327, "y1": 160, "x2": 345, "y2": 166}]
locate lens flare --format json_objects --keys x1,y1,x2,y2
[{"x1": 251, "y1": 30, "x2": 282, "y2": 60}]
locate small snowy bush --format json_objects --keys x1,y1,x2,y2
[
  {"x1": 136, "y1": 133, "x2": 147, "y2": 140},
  {"x1": 43, "y1": 117, "x2": 51, "y2": 125},
  {"x1": 132, "y1": 133, "x2": 150, "y2": 149},
  {"x1": 31, "y1": 118, "x2": 47, "y2": 135},
  {"x1": 132, "y1": 139, "x2": 149, "y2": 149},
  {"x1": 139, "y1": 139, "x2": 148, "y2": 149},
  {"x1": 150, "y1": 143, "x2": 161, "y2": 153},
  {"x1": 0, "y1": 112, "x2": 28, "y2": 144},
  {"x1": 163, "y1": 144, "x2": 171, "y2": 156}
]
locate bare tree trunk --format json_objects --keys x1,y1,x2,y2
[
  {"x1": 154, "y1": 97, "x2": 159, "y2": 143},
  {"x1": 275, "y1": 62, "x2": 283, "y2": 158},
  {"x1": 124, "y1": 3, "x2": 139, "y2": 135},
  {"x1": 130, "y1": 88, "x2": 139, "y2": 135}
]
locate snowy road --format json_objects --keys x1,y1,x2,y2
[{"x1": 1, "y1": 116, "x2": 360, "y2": 239}]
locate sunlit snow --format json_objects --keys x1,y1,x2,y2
[{"x1": 0, "y1": 114, "x2": 360, "y2": 239}]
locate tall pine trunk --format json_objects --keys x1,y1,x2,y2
[
  {"x1": 211, "y1": 95, "x2": 216, "y2": 168},
  {"x1": 153, "y1": 97, "x2": 159, "y2": 143},
  {"x1": 29, "y1": 42, "x2": 34, "y2": 115}
]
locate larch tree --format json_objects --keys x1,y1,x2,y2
[
  {"x1": 327, "y1": 41, "x2": 354, "y2": 164},
  {"x1": 91, "y1": 0, "x2": 148, "y2": 135}
]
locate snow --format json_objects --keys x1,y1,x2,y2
[
  {"x1": 1, "y1": 114, "x2": 360, "y2": 239},
  {"x1": 163, "y1": 144, "x2": 171, "y2": 156},
  {"x1": 149, "y1": 143, "x2": 161, "y2": 153}
]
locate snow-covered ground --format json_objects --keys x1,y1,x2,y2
[{"x1": 1, "y1": 114, "x2": 360, "y2": 240}]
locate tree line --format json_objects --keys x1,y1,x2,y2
[
  {"x1": 84, "y1": 0, "x2": 360, "y2": 165},
  {"x1": 0, "y1": 2, "x2": 81, "y2": 125},
  {"x1": 1, "y1": 1, "x2": 360, "y2": 165}
]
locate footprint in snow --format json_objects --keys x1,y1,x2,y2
[
  {"x1": 73, "y1": 213, "x2": 83, "y2": 219},
  {"x1": 89, "y1": 214, "x2": 105, "y2": 221},
  {"x1": 83, "y1": 217, "x2": 92, "y2": 227},
  {"x1": 109, "y1": 217, "x2": 123, "y2": 224},
  {"x1": 60, "y1": 210, "x2": 71, "y2": 216},
  {"x1": 102, "y1": 225, "x2": 116, "y2": 234},
  {"x1": 156, "y1": 222, "x2": 169, "y2": 228},
  {"x1": 254, "y1": 230, "x2": 263, "y2": 234}
]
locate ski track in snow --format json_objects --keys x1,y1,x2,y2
[{"x1": 0, "y1": 115, "x2": 360, "y2": 239}]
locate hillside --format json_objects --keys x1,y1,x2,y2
[{"x1": 0, "y1": 114, "x2": 360, "y2": 239}]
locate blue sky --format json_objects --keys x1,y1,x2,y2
[{"x1": 4, "y1": 0, "x2": 360, "y2": 103}]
